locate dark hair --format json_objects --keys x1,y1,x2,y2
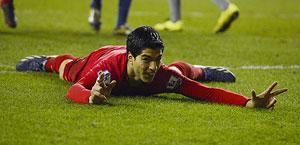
[{"x1": 126, "y1": 26, "x2": 164, "y2": 58}]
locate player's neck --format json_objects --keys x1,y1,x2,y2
[{"x1": 127, "y1": 62, "x2": 142, "y2": 86}]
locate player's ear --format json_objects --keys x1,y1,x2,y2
[{"x1": 127, "y1": 52, "x2": 134, "y2": 64}]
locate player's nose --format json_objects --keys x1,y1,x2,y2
[{"x1": 149, "y1": 61, "x2": 158, "y2": 72}]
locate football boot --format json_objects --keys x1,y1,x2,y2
[
  {"x1": 16, "y1": 55, "x2": 48, "y2": 72},
  {"x1": 88, "y1": 9, "x2": 101, "y2": 31},
  {"x1": 113, "y1": 24, "x2": 132, "y2": 36},
  {"x1": 196, "y1": 65, "x2": 236, "y2": 82},
  {"x1": 154, "y1": 20, "x2": 183, "y2": 31},
  {"x1": 213, "y1": 3, "x2": 239, "y2": 33}
]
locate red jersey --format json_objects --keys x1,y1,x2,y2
[{"x1": 66, "y1": 45, "x2": 250, "y2": 106}]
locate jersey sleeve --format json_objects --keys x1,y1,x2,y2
[
  {"x1": 66, "y1": 62, "x2": 105, "y2": 104},
  {"x1": 179, "y1": 78, "x2": 250, "y2": 106},
  {"x1": 165, "y1": 69, "x2": 250, "y2": 106}
]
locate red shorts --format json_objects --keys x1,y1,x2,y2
[{"x1": 63, "y1": 57, "x2": 89, "y2": 83}]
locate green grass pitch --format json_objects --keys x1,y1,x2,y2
[{"x1": 1, "y1": 0, "x2": 300, "y2": 144}]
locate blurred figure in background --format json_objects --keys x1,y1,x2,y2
[
  {"x1": 0, "y1": 0, "x2": 17, "y2": 28},
  {"x1": 154, "y1": 0, "x2": 239, "y2": 33},
  {"x1": 88, "y1": 0, "x2": 132, "y2": 35}
]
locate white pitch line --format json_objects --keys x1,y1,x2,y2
[
  {"x1": 132, "y1": 11, "x2": 158, "y2": 16},
  {"x1": 234, "y1": 65, "x2": 300, "y2": 70},
  {"x1": 188, "y1": 12, "x2": 203, "y2": 18},
  {"x1": 0, "y1": 70, "x2": 19, "y2": 74},
  {"x1": 0, "y1": 64, "x2": 15, "y2": 69},
  {"x1": 0, "y1": 64, "x2": 300, "y2": 74}
]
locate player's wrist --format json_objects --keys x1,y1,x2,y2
[
  {"x1": 245, "y1": 99, "x2": 254, "y2": 108},
  {"x1": 89, "y1": 95, "x2": 95, "y2": 104}
]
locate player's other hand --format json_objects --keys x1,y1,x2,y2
[
  {"x1": 246, "y1": 82, "x2": 288, "y2": 109},
  {"x1": 90, "y1": 72, "x2": 117, "y2": 104}
]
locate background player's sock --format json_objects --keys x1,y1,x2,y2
[
  {"x1": 90, "y1": 0, "x2": 101, "y2": 10},
  {"x1": 116, "y1": 0, "x2": 131, "y2": 27},
  {"x1": 89, "y1": 0, "x2": 102, "y2": 31},
  {"x1": 45, "y1": 55, "x2": 76, "y2": 73},
  {"x1": 213, "y1": 0, "x2": 230, "y2": 11},
  {"x1": 169, "y1": 0, "x2": 181, "y2": 22},
  {"x1": 0, "y1": 0, "x2": 12, "y2": 6},
  {"x1": 1, "y1": 0, "x2": 17, "y2": 28}
]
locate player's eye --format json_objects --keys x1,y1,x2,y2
[{"x1": 142, "y1": 58, "x2": 150, "y2": 62}]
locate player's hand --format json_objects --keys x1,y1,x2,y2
[
  {"x1": 90, "y1": 72, "x2": 117, "y2": 104},
  {"x1": 246, "y1": 82, "x2": 288, "y2": 109}
]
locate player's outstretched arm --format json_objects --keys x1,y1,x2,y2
[
  {"x1": 245, "y1": 82, "x2": 288, "y2": 109},
  {"x1": 89, "y1": 71, "x2": 117, "y2": 104},
  {"x1": 178, "y1": 73, "x2": 288, "y2": 108}
]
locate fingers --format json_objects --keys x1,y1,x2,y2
[
  {"x1": 100, "y1": 94, "x2": 108, "y2": 101},
  {"x1": 251, "y1": 90, "x2": 257, "y2": 99},
  {"x1": 268, "y1": 104, "x2": 275, "y2": 111},
  {"x1": 105, "y1": 80, "x2": 117, "y2": 95},
  {"x1": 97, "y1": 72, "x2": 104, "y2": 83},
  {"x1": 270, "y1": 88, "x2": 288, "y2": 97},
  {"x1": 95, "y1": 91, "x2": 108, "y2": 101},
  {"x1": 92, "y1": 84, "x2": 101, "y2": 92},
  {"x1": 93, "y1": 91, "x2": 108, "y2": 101},
  {"x1": 93, "y1": 94, "x2": 108, "y2": 104},
  {"x1": 97, "y1": 71, "x2": 106, "y2": 88},
  {"x1": 93, "y1": 90, "x2": 101, "y2": 97},
  {"x1": 266, "y1": 98, "x2": 277, "y2": 109},
  {"x1": 99, "y1": 80, "x2": 116, "y2": 91},
  {"x1": 92, "y1": 83, "x2": 108, "y2": 101},
  {"x1": 107, "y1": 80, "x2": 117, "y2": 90},
  {"x1": 266, "y1": 81, "x2": 278, "y2": 94}
]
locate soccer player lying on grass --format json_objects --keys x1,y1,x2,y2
[{"x1": 16, "y1": 26, "x2": 287, "y2": 109}]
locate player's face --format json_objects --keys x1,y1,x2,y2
[{"x1": 129, "y1": 48, "x2": 162, "y2": 83}]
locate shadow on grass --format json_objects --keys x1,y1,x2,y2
[
  {"x1": 15, "y1": 72, "x2": 210, "y2": 108},
  {"x1": 80, "y1": 95, "x2": 210, "y2": 110},
  {"x1": 112, "y1": 94, "x2": 209, "y2": 104}
]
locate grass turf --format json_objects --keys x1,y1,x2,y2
[{"x1": 1, "y1": 0, "x2": 300, "y2": 144}]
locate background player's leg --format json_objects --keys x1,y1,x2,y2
[
  {"x1": 169, "y1": 0, "x2": 181, "y2": 23},
  {"x1": 113, "y1": 0, "x2": 132, "y2": 35},
  {"x1": 154, "y1": 0, "x2": 183, "y2": 31},
  {"x1": 116, "y1": 0, "x2": 131, "y2": 27},
  {"x1": 88, "y1": 0, "x2": 102, "y2": 31},
  {"x1": 1, "y1": 0, "x2": 17, "y2": 28},
  {"x1": 90, "y1": 0, "x2": 101, "y2": 10},
  {"x1": 213, "y1": 0, "x2": 229, "y2": 11},
  {"x1": 213, "y1": 0, "x2": 239, "y2": 33}
]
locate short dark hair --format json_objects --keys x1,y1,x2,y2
[{"x1": 126, "y1": 26, "x2": 164, "y2": 58}]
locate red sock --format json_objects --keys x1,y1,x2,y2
[
  {"x1": 45, "y1": 54, "x2": 76, "y2": 73},
  {"x1": 1, "y1": 0, "x2": 12, "y2": 7},
  {"x1": 168, "y1": 61, "x2": 203, "y2": 80}
]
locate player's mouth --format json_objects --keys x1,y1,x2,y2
[{"x1": 144, "y1": 73, "x2": 155, "y2": 79}]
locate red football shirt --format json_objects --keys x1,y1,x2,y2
[{"x1": 66, "y1": 45, "x2": 249, "y2": 106}]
